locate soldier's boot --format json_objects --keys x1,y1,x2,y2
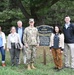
[
  {"x1": 31, "y1": 63, "x2": 36, "y2": 69},
  {"x1": 27, "y1": 64, "x2": 31, "y2": 70}
]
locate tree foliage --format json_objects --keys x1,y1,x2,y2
[
  {"x1": 0, "y1": 0, "x2": 74, "y2": 34},
  {"x1": 16, "y1": 0, "x2": 60, "y2": 25}
]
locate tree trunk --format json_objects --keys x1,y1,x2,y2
[
  {"x1": 35, "y1": 16, "x2": 45, "y2": 26},
  {"x1": 16, "y1": 0, "x2": 31, "y2": 19}
]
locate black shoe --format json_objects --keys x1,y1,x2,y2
[
  {"x1": 71, "y1": 68, "x2": 74, "y2": 69},
  {"x1": 53, "y1": 67, "x2": 58, "y2": 69},
  {"x1": 64, "y1": 66, "x2": 69, "y2": 68},
  {"x1": 56, "y1": 68, "x2": 63, "y2": 72}
]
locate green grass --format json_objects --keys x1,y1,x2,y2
[{"x1": 0, "y1": 46, "x2": 74, "y2": 75}]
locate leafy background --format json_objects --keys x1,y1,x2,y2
[{"x1": 0, "y1": 0, "x2": 74, "y2": 35}]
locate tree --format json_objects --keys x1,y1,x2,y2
[
  {"x1": 0, "y1": 0, "x2": 74, "y2": 35},
  {"x1": 16, "y1": 0, "x2": 74, "y2": 25},
  {"x1": 46, "y1": 0, "x2": 74, "y2": 25},
  {"x1": 15, "y1": 0, "x2": 60, "y2": 25}
]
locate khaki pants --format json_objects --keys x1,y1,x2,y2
[
  {"x1": 64, "y1": 43, "x2": 74, "y2": 68},
  {"x1": 18, "y1": 46, "x2": 26, "y2": 64},
  {"x1": 52, "y1": 48, "x2": 63, "y2": 69}
]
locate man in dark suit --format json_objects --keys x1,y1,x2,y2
[
  {"x1": 16, "y1": 20, "x2": 26, "y2": 64},
  {"x1": 63, "y1": 16, "x2": 74, "y2": 69}
]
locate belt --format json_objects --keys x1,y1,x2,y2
[{"x1": 11, "y1": 43, "x2": 15, "y2": 44}]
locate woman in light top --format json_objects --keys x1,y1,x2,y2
[
  {"x1": 7, "y1": 26, "x2": 22, "y2": 66},
  {"x1": 0, "y1": 26, "x2": 6, "y2": 67},
  {"x1": 50, "y1": 25, "x2": 64, "y2": 71}
]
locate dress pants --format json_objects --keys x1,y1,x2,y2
[
  {"x1": 9, "y1": 43, "x2": 20, "y2": 66},
  {"x1": 64, "y1": 43, "x2": 74, "y2": 68}
]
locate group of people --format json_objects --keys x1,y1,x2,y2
[
  {"x1": 0, "y1": 16, "x2": 74, "y2": 71},
  {"x1": 50, "y1": 16, "x2": 74, "y2": 71},
  {"x1": 0, "y1": 18, "x2": 39, "y2": 70}
]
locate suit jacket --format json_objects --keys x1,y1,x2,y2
[
  {"x1": 16, "y1": 27, "x2": 24, "y2": 45},
  {"x1": 63, "y1": 23, "x2": 74, "y2": 43}
]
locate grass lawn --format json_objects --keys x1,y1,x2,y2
[{"x1": 0, "y1": 46, "x2": 74, "y2": 75}]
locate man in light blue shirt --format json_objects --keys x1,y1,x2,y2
[
  {"x1": 16, "y1": 20, "x2": 26, "y2": 64},
  {"x1": 18, "y1": 27, "x2": 22, "y2": 41}
]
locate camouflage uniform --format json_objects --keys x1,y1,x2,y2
[{"x1": 23, "y1": 26, "x2": 40, "y2": 64}]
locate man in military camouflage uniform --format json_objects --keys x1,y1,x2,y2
[{"x1": 23, "y1": 18, "x2": 40, "y2": 70}]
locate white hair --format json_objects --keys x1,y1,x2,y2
[{"x1": 17, "y1": 20, "x2": 22, "y2": 24}]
